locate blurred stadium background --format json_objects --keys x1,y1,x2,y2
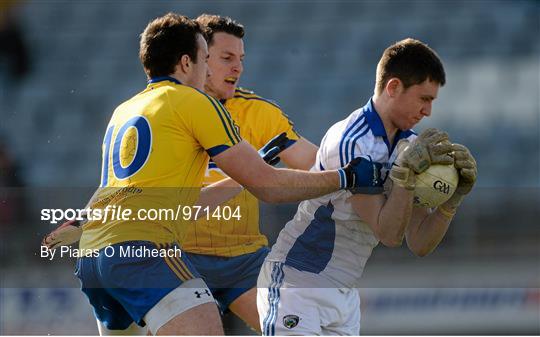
[{"x1": 0, "y1": 0, "x2": 538, "y2": 335}]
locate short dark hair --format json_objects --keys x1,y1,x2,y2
[
  {"x1": 139, "y1": 13, "x2": 203, "y2": 78},
  {"x1": 375, "y1": 38, "x2": 446, "y2": 95},
  {"x1": 195, "y1": 14, "x2": 244, "y2": 45}
]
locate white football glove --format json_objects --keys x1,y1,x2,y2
[{"x1": 394, "y1": 128, "x2": 454, "y2": 173}]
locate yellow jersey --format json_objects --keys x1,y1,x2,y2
[
  {"x1": 79, "y1": 78, "x2": 241, "y2": 251},
  {"x1": 181, "y1": 87, "x2": 300, "y2": 257}
]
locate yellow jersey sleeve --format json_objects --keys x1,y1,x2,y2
[
  {"x1": 230, "y1": 87, "x2": 300, "y2": 149},
  {"x1": 187, "y1": 90, "x2": 241, "y2": 157}
]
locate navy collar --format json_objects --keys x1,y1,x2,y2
[
  {"x1": 148, "y1": 76, "x2": 182, "y2": 85},
  {"x1": 364, "y1": 98, "x2": 415, "y2": 140},
  {"x1": 364, "y1": 97, "x2": 415, "y2": 153},
  {"x1": 364, "y1": 98, "x2": 386, "y2": 137}
]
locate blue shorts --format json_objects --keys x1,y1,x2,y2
[
  {"x1": 184, "y1": 246, "x2": 269, "y2": 312},
  {"x1": 75, "y1": 241, "x2": 201, "y2": 330}
]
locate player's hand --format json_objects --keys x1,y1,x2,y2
[
  {"x1": 395, "y1": 128, "x2": 454, "y2": 173},
  {"x1": 437, "y1": 143, "x2": 477, "y2": 217},
  {"x1": 258, "y1": 132, "x2": 291, "y2": 166},
  {"x1": 452, "y1": 143, "x2": 477, "y2": 196},
  {"x1": 389, "y1": 140, "x2": 416, "y2": 190},
  {"x1": 42, "y1": 219, "x2": 83, "y2": 250},
  {"x1": 341, "y1": 157, "x2": 384, "y2": 194}
]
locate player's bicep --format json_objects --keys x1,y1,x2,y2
[
  {"x1": 280, "y1": 137, "x2": 318, "y2": 170},
  {"x1": 349, "y1": 193, "x2": 385, "y2": 231}
]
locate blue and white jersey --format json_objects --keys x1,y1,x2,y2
[{"x1": 266, "y1": 98, "x2": 416, "y2": 288}]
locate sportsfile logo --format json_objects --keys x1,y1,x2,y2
[
  {"x1": 433, "y1": 180, "x2": 451, "y2": 194},
  {"x1": 40, "y1": 205, "x2": 242, "y2": 224}
]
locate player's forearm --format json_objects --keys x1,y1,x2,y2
[
  {"x1": 406, "y1": 148, "x2": 473, "y2": 255},
  {"x1": 214, "y1": 141, "x2": 341, "y2": 203},
  {"x1": 376, "y1": 186, "x2": 414, "y2": 247},
  {"x1": 406, "y1": 207, "x2": 453, "y2": 257},
  {"x1": 196, "y1": 178, "x2": 243, "y2": 218},
  {"x1": 245, "y1": 167, "x2": 340, "y2": 203},
  {"x1": 405, "y1": 193, "x2": 464, "y2": 256}
]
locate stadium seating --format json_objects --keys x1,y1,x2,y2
[{"x1": 0, "y1": 0, "x2": 538, "y2": 255}]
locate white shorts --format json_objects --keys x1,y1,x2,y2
[{"x1": 257, "y1": 261, "x2": 361, "y2": 336}]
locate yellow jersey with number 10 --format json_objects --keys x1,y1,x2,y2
[
  {"x1": 79, "y1": 78, "x2": 241, "y2": 251},
  {"x1": 181, "y1": 88, "x2": 300, "y2": 257}
]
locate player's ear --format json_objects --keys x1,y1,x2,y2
[
  {"x1": 178, "y1": 54, "x2": 192, "y2": 74},
  {"x1": 386, "y1": 78, "x2": 402, "y2": 98}
]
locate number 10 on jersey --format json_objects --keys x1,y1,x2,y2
[{"x1": 100, "y1": 116, "x2": 152, "y2": 187}]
